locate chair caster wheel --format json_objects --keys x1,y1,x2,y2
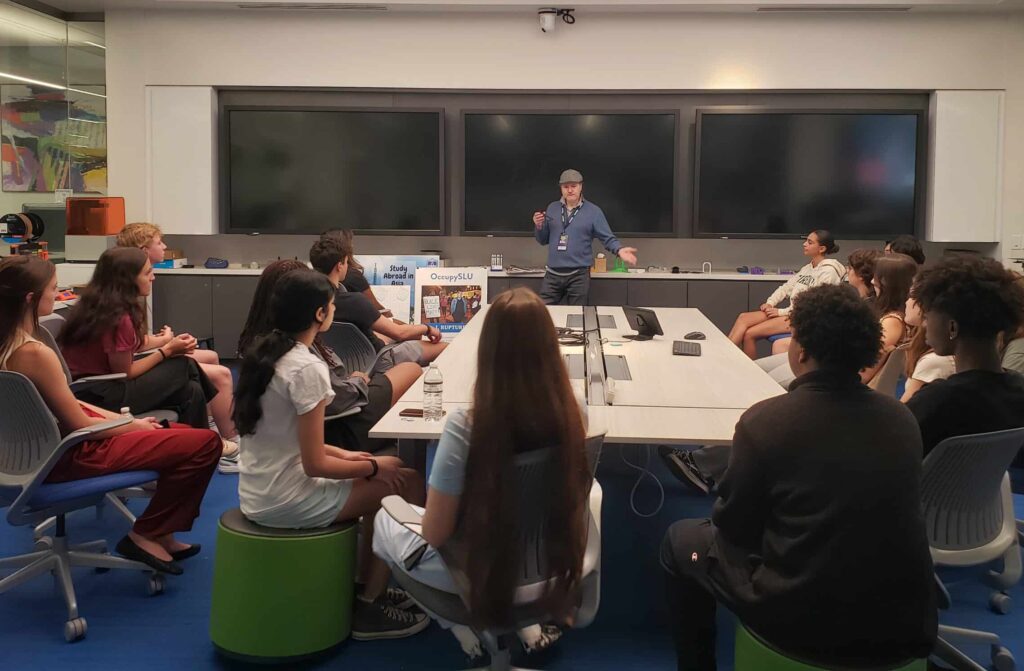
[
  {"x1": 992, "y1": 645, "x2": 1016, "y2": 671},
  {"x1": 64, "y1": 617, "x2": 87, "y2": 642},
  {"x1": 147, "y1": 574, "x2": 165, "y2": 596},
  {"x1": 990, "y1": 592, "x2": 1012, "y2": 614}
]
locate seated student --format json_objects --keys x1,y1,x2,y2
[
  {"x1": 859, "y1": 252, "x2": 918, "y2": 383},
  {"x1": 319, "y1": 229, "x2": 394, "y2": 317},
  {"x1": 309, "y1": 236, "x2": 446, "y2": 370},
  {"x1": 116, "y1": 222, "x2": 240, "y2": 462},
  {"x1": 116, "y1": 222, "x2": 223, "y2": 365},
  {"x1": 906, "y1": 255, "x2": 1024, "y2": 458},
  {"x1": 999, "y1": 273, "x2": 1024, "y2": 376},
  {"x1": 0, "y1": 256, "x2": 220, "y2": 575},
  {"x1": 237, "y1": 259, "x2": 421, "y2": 454},
  {"x1": 765, "y1": 246, "x2": 881, "y2": 355},
  {"x1": 233, "y1": 267, "x2": 427, "y2": 639},
  {"x1": 727, "y1": 230, "x2": 845, "y2": 358},
  {"x1": 373, "y1": 287, "x2": 594, "y2": 658},
  {"x1": 885, "y1": 234, "x2": 926, "y2": 265},
  {"x1": 846, "y1": 247, "x2": 882, "y2": 300},
  {"x1": 901, "y1": 289, "x2": 955, "y2": 403},
  {"x1": 58, "y1": 249, "x2": 237, "y2": 470},
  {"x1": 661, "y1": 284, "x2": 937, "y2": 671}
]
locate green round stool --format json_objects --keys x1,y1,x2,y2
[
  {"x1": 735, "y1": 624, "x2": 927, "y2": 671},
  {"x1": 209, "y1": 508, "x2": 358, "y2": 663}
]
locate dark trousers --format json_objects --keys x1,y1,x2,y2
[
  {"x1": 77, "y1": 356, "x2": 217, "y2": 429},
  {"x1": 539, "y1": 269, "x2": 591, "y2": 306},
  {"x1": 660, "y1": 519, "x2": 737, "y2": 671},
  {"x1": 47, "y1": 424, "x2": 221, "y2": 537}
]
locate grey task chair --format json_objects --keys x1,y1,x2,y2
[
  {"x1": 380, "y1": 433, "x2": 605, "y2": 671},
  {"x1": 0, "y1": 371, "x2": 165, "y2": 642},
  {"x1": 922, "y1": 427, "x2": 1024, "y2": 671},
  {"x1": 323, "y1": 322, "x2": 380, "y2": 376}
]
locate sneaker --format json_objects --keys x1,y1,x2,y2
[
  {"x1": 218, "y1": 438, "x2": 239, "y2": 474},
  {"x1": 351, "y1": 597, "x2": 430, "y2": 640},
  {"x1": 520, "y1": 624, "x2": 563, "y2": 654},
  {"x1": 658, "y1": 447, "x2": 713, "y2": 495},
  {"x1": 384, "y1": 586, "x2": 417, "y2": 610},
  {"x1": 353, "y1": 584, "x2": 417, "y2": 611}
]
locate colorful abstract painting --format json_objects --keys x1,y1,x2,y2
[{"x1": 1, "y1": 85, "x2": 106, "y2": 193}]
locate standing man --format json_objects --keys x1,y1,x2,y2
[{"x1": 532, "y1": 169, "x2": 638, "y2": 305}]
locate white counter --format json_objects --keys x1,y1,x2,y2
[{"x1": 152, "y1": 267, "x2": 791, "y2": 282}]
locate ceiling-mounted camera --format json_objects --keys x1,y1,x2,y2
[{"x1": 538, "y1": 7, "x2": 575, "y2": 33}]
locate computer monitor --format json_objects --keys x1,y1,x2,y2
[{"x1": 622, "y1": 306, "x2": 664, "y2": 341}]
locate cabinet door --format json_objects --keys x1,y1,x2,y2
[
  {"x1": 508, "y1": 277, "x2": 544, "y2": 294},
  {"x1": 748, "y1": 281, "x2": 785, "y2": 311},
  {"x1": 212, "y1": 276, "x2": 261, "y2": 359},
  {"x1": 687, "y1": 281, "x2": 749, "y2": 335},
  {"x1": 588, "y1": 278, "x2": 627, "y2": 306},
  {"x1": 626, "y1": 280, "x2": 688, "y2": 308},
  {"x1": 487, "y1": 278, "x2": 510, "y2": 298},
  {"x1": 152, "y1": 276, "x2": 213, "y2": 341}
]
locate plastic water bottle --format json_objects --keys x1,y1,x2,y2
[{"x1": 423, "y1": 362, "x2": 443, "y2": 422}]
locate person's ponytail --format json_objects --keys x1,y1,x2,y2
[
  {"x1": 233, "y1": 329, "x2": 296, "y2": 436},
  {"x1": 232, "y1": 268, "x2": 335, "y2": 436}
]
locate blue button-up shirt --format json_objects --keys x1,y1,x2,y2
[{"x1": 534, "y1": 199, "x2": 622, "y2": 269}]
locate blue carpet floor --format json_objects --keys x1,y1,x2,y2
[{"x1": 2, "y1": 451, "x2": 1023, "y2": 671}]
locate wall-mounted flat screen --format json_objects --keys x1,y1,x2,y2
[
  {"x1": 463, "y1": 113, "x2": 676, "y2": 234},
  {"x1": 225, "y1": 108, "x2": 442, "y2": 233},
  {"x1": 694, "y1": 111, "x2": 921, "y2": 239}
]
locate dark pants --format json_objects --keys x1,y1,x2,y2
[
  {"x1": 660, "y1": 519, "x2": 737, "y2": 671},
  {"x1": 324, "y1": 374, "x2": 397, "y2": 456},
  {"x1": 539, "y1": 269, "x2": 591, "y2": 305},
  {"x1": 77, "y1": 356, "x2": 217, "y2": 429},
  {"x1": 691, "y1": 444, "x2": 731, "y2": 485},
  {"x1": 47, "y1": 424, "x2": 221, "y2": 537}
]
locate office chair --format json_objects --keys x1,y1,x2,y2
[
  {"x1": 922, "y1": 427, "x2": 1024, "y2": 671},
  {"x1": 323, "y1": 322, "x2": 380, "y2": 376},
  {"x1": 0, "y1": 371, "x2": 164, "y2": 642},
  {"x1": 867, "y1": 345, "x2": 907, "y2": 397},
  {"x1": 380, "y1": 434, "x2": 605, "y2": 671}
]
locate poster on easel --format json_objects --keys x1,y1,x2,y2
[
  {"x1": 357, "y1": 254, "x2": 439, "y2": 323},
  {"x1": 414, "y1": 267, "x2": 488, "y2": 341}
]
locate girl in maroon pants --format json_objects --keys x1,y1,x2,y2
[{"x1": 0, "y1": 256, "x2": 220, "y2": 576}]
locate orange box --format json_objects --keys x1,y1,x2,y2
[{"x1": 66, "y1": 197, "x2": 126, "y2": 236}]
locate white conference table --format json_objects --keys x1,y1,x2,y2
[{"x1": 369, "y1": 306, "x2": 784, "y2": 466}]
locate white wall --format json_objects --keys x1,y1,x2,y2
[{"x1": 105, "y1": 9, "x2": 1024, "y2": 262}]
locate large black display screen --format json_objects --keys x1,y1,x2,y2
[
  {"x1": 695, "y1": 111, "x2": 920, "y2": 239},
  {"x1": 463, "y1": 113, "x2": 676, "y2": 234},
  {"x1": 225, "y1": 109, "x2": 442, "y2": 233}
]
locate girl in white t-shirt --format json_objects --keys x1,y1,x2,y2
[
  {"x1": 232, "y1": 268, "x2": 428, "y2": 640},
  {"x1": 901, "y1": 292, "x2": 955, "y2": 403}
]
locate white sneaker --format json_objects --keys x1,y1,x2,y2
[{"x1": 218, "y1": 438, "x2": 239, "y2": 474}]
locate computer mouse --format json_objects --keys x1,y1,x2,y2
[{"x1": 685, "y1": 331, "x2": 706, "y2": 340}]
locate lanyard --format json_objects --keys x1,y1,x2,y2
[{"x1": 561, "y1": 202, "x2": 583, "y2": 231}]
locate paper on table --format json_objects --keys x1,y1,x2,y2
[{"x1": 371, "y1": 284, "x2": 413, "y2": 322}]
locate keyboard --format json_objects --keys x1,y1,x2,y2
[{"x1": 672, "y1": 340, "x2": 702, "y2": 357}]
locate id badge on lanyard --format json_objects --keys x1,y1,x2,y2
[{"x1": 558, "y1": 203, "x2": 581, "y2": 252}]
